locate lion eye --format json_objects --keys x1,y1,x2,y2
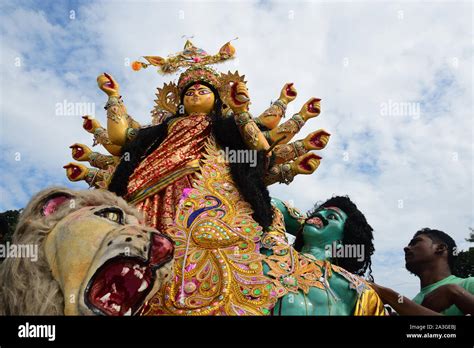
[
  {"x1": 94, "y1": 208, "x2": 124, "y2": 225},
  {"x1": 106, "y1": 212, "x2": 119, "y2": 222}
]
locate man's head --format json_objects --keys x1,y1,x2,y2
[
  {"x1": 404, "y1": 228, "x2": 457, "y2": 275},
  {"x1": 294, "y1": 196, "x2": 375, "y2": 279}
]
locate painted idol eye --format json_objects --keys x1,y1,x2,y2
[{"x1": 198, "y1": 89, "x2": 211, "y2": 95}]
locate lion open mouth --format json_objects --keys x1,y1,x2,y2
[{"x1": 85, "y1": 233, "x2": 173, "y2": 316}]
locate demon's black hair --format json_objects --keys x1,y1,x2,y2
[
  {"x1": 108, "y1": 81, "x2": 273, "y2": 229},
  {"x1": 294, "y1": 196, "x2": 375, "y2": 281}
]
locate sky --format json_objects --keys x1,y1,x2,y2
[{"x1": 0, "y1": 0, "x2": 472, "y2": 299}]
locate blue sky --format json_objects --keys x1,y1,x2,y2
[{"x1": 0, "y1": 0, "x2": 472, "y2": 299}]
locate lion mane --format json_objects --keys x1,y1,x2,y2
[{"x1": 0, "y1": 186, "x2": 144, "y2": 315}]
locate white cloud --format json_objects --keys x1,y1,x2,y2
[{"x1": 0, "y1": 0, "x2": 472, "y2": 300}]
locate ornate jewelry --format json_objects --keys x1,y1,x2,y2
[
  {"x1": 177, "y1": 65, "x2": 221, "y2": 93},
  {"x1": 84, "y1": 168, "x2": 98, "y2": 186},
  {"x1": 243, "y1": 124, "x2": 260, "y2": 148},
  {"x1": 142, "y1": 137, "x2": 278, "y2": 316},
  {"x1": 331, "y1": 264, "x2": 370, "y2": 296},
  {"x1": 281, "y1": 200, "x2": 306, "y2": 224},
  {"x1": 277, "y1": 113, "x2": 305, "y2": 134},
  {"x1": 93, "y1": 127, "x2": 112, "y2": 146},
  {"x1": 272, "y1": 144, "x2": 294, "y2": 162},
  {"x1": 88, "y1": 152, "x2": 118, "y2": 170},
  {"x1": 126, "y1": 127, "x2": 138, "y2": 142},
  {"x1": 273, "y1": 99, "x2": 287, "y2": 115},
  {"x1": 281, "y1": 163, "x2": 295, "y2": 184},
  {"x1": 290, "y1": 113, "x2": 305, "y2": 131},
  {"x1": 233, "y1": 112, "x2": 261, "y2": 148},
  {"x1": 104, "y1": 95, "x2": 120, "y2": 110},
  {"x1": 233, "y1": 111, "x2": 252, "y2": 126},
  {"x1": 105, "y1": 97, "x2": 124, "y2": 124},
  {"x1": 264, "y1": 163, "x2": 295, "y2": 186},
  {"x1": 293, "y1": 140, "x2": 306, "y2": 156},
  {"x1": 272, "y1": 140, "x2": 307, "y2": 163},
  {"x1": 262, "y1": 237, "x2": 326, "y2": 296}
]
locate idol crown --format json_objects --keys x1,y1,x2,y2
[{"x1": 132, "y1": 40, "x2": 245, "y2": 123}]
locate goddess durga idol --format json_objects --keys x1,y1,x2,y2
[{"x1": 64, "y1": 40, "x2": 331, "y2": 315}]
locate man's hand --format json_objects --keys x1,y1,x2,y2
[
  {"x1": 422, "y1": 284, "x2": 471, "y2": 313},
  {"x1": 369, "y1": 282, "x2": 441, "y2": 316}
]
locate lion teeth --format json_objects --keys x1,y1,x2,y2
[
  {"x1": 138, "y1": 280, "x2": 148, "y2": 292},
  {"x1": 100, "y1": 292, "x2": 111, "y2": 303},
  {"x1": 121, "y1": 266, "x2": 130, "y2": 276},
  {"x1": 134, "y1": 270, "x2": 144, "y2": 279},
  {"x1": 124, "y1": 308, "x2": 132, "y2": 316},
  {"x1": 111, "y1": 303, "x2": 121, "y2": 312}
]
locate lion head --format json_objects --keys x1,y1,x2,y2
[{"x1": 0, "y1": 187, "x2": 174, "y2": 316}]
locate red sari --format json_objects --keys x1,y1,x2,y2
[{"x1": 125, "y1": 113, "x2": 212, "y2": 233}]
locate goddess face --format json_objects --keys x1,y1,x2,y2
[
  {"x1": 303, "y1": 206, "x2": 348, "y2": 249},
  {"x1": 183, "y1": 83, "x2": 215, "y2": 114}
]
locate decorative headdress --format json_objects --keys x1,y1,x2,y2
[
  {"x1": 177, "y1": 65, "x2": 221, "y2": 93},
  {"x1": 131, "y1": 40, "x2": 246, "y2": 124}
]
